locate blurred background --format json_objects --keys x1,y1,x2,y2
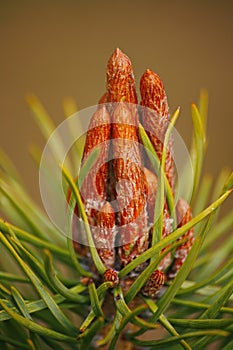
[{"x1": 1, "y1": 0, "x2": 233, "y2": 206}]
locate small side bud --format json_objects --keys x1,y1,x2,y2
[
  {"x1": 143, "y1": 269, "x2": 165, "y2": 297},
  {"x1": 103, "y1": 268, "x2": 119, "y2": 287}
]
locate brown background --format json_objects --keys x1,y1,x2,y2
[{"x1": 0, "y1": 0, "x2": 233, "y2": 206}]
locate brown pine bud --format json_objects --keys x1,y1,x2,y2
[
  {"x1": 143, "y1": 270, "x2": 165, "y2": 297},
  {"x1": 104, "y1": 268, "x2": 119, "y2": 287},
  {"x1": 105, "y1": 48, "x2": 138, "y2": 204},
  {"x1": 140, "y1": 69, "x2": 169, "y2": 119},
  {"x1": 68, "y1": 49, "x2": 195, "y2": 298},
  {"x1": 140, "y1": 69, "x2": 175, "y2": 190}
]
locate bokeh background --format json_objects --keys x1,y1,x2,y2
[{"x1": 1, "y1": 0, "x2": 233, "y2": 206}]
